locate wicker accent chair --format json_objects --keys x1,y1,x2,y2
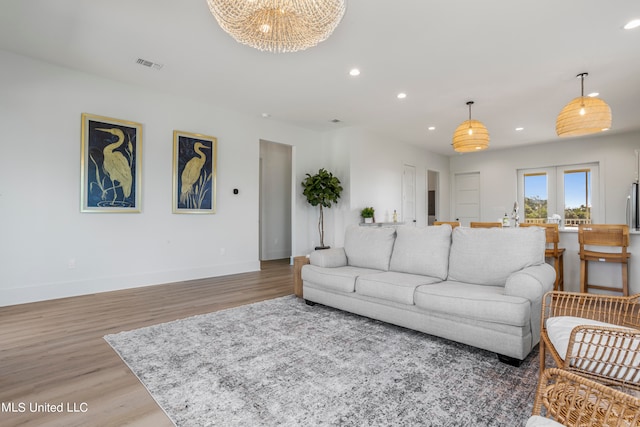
[
  {"x1": 540, "y1": 291, "x2": 640, "y2": 392},
  {"x1": 529, "y1": 368, "x2": 640, "y2": 427}
]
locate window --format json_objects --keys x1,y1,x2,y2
[
  {"x1": 563, "y1": 169, "x2": 592, "y2": 227},
  {"x1": 523, "y1": 172, "x2": 548, "y2": 224},
  {"x1": 517, "y1": 163, "x2": 599, "y2": 227}
]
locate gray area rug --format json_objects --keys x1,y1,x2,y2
[{"x1": 104, "y1": 296, "x2": 539, "y2": 426}]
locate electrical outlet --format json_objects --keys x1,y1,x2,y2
[
  {"x1": 220, "y1": 248, "x2": 226, "y2": 255},
  {"x1": 68, "y1": 258, "x2": 76, "y2": 269}
]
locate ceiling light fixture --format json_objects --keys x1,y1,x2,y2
[
  {"x1": 452, "y1": 101, "x2": 489, "y2": 153},
  {"x1": 624, "y1": 19, "x2": 640, "y2": 30},
  {"x1": 349, "y1": 68, "x2": 360, "y2": 76},
  {"x1": 556, "y1": 73, "x2": 611, "y2": 137},
  {"x1": 206, "y1": 0, "x2": 346, "y2": 53},
  {"x1": 397, "y1": 93, "x2": 407, "y2": 99}
]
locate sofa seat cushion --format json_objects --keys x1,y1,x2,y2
[
  {"x1": 389, "y1": 225, "x2": 452, "y2": 280},
  {"x1": 344, "y1": 225, "x2": 396, "y2": 271},
  {"x1": 302, "y1": 265, "x2": 382, "y2": 293},
  {"x1": 414, "y1": 281, "x2": 530, "y2": 327},
  {"x1": 448, "y1": 227, "x2": 546, "y2": 286},
  {"x1": 525, "y1": 416, "x2": 564, "y2": 427},
  {"x1": 355, "y1": 272, "x2": 442, "y2": 305},
  {"x1": 545, "y1": 316, "x2": 640, "y2": 381},
  {"x1": 546, "y1": 316, "x2": 624, "y2": 359}
]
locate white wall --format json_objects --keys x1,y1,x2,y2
[
  {"x1": 0, "y1": 50, "x2": 325, "y2": 306},
  {"x1": 322, "y1": 127, "x2": 451, "y2": 247},
  {"x1": 449, "y1": 130, "x2": 640, "y2": 294},
  {"x1": 449, "y1": 130, "x2": 640, "y2": 224}
]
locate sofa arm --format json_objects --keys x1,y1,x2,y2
[
  {"x1": 504, "y1": 264, "x2": 556, "y2": 344},
  {"x1": 309, "y1": 248, "x2": 347, "y2": 268},
  {"x1": 504, "y1": 264, "x2": 556, "y2": 301}
]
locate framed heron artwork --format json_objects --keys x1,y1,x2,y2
[
  {"x1": 80, "y1": 113, "x2": 142, "y2": 213},
  {"x1": 172, "y1": 130, "x2": 217, "y2": 214}
]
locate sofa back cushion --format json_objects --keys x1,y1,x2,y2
[
  {"x1": 344, "y1": 225, "x2": 396, "y2": 271},
  {"x1": 448, "y1": 226, "x2": 545, "y2": 286},
  {"x1": 389, "y1": 225, "x2": 452, "y2": 280}
]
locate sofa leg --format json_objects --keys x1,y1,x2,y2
[
  {"x1": 304, "y1": 299, "x2": 316, "y2": 306},
  {"x1": 497, "y1": 354, "x2": 523, "y2": 367}
]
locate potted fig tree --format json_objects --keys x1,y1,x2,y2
[{"x1": 301, "y1": 168, "x2": 343, "y2": 250}]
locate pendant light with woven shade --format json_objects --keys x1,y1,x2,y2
[
  {"x1": 452, "y1": 101, "x2": 489, "y2": 153},
  {"x1": 556, "y1": 73, "x2": 611, "y2": 137}
]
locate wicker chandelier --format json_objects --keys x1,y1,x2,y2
[
  {"x1": 452, "y1": 101, "x2": 490, "y2": 153},
  {"x1": 556, "y1": 73, "x2": 611, "y2": 137},
  {"x1": 206, "y1": 0, "x2": 346, "y2": 53}
]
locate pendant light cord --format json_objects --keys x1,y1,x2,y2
[{"x1": 578, "y1": 72, "x2": 588, "y2": 97}]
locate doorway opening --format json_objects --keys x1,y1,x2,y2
[
  {"x1": 427, "y1": 170, "x2": 439, "y2": 225},
  {"x1": 259, "y1": 140, "x2": 292, "y2": 263}
]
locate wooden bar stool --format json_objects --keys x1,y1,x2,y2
[
  {"x1": 520, "y1": 223, "x2": 565, "y2": 291},
  {"x1": 433, "y1": 221, "x2": 461, "y2": 229},
  {"x1": 578, "y1": 224, "x2": 631, "y2": 296},
  {"x1": 470, "y1": 221, "x2": 502, "y2": 228}
]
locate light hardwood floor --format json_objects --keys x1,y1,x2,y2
[{"x1": 0, "y1": 259, "x2": 293, "y2": 427}]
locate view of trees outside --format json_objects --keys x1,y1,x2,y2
[
  {"x1": 523, "y1": 170, "x2": 591, "y2": 225},
  {"x1": 563, "y1": 170, "x2": 591, "y2": 225},
  {"x1": 524, "y1": 173, "x2": 547, "y2": 222}
]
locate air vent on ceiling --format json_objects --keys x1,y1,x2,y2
[
  {"x1": 330, "y1": 119, "x2": 341, "y2": 123},
  {"x1": 136, "y1": 58, "x2": 163, "y2": 70}
]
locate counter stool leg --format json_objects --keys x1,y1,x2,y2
[{"x1": 558, "y1": 254, "x2": 564, "y2": 292}]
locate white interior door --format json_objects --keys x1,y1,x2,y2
[
  {"x1": 402, "y1": 164, "x2": 416, "y2": 225},
  {"x1": 454, "y1": 172, "x2": 480, "y2": 226}
]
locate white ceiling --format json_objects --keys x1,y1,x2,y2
[{"x1": 2, "y1": 0, "x2": 639, "y2": 156}]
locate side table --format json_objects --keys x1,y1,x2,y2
[{"x1": 293, "y1": 256, "x2": 310, "y2": 298}]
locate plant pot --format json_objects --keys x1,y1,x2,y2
[{"x1": 364, "y1": 218, "x2": 373, "y2": 224}]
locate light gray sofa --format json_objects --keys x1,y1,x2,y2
[{"x1": 301, "y1": 224, "x2": 556, "y2": 365}]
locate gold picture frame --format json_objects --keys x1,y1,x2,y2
[
  {"x1": 172, "y1": 130, "x2": 217, "y2": 214},
  {"x1": 81, "y1": 113, "x2": 142, "y2": 213}
]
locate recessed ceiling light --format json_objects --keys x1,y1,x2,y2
[
  {"x1": 349, "y1": 68, "x2": 360, "y2": 76},
  {"x1": 428, "y1": 126, "x2": 436, "y2": 131},
  {"x1": 515, "y1": 127, "x2": 524, "y2": 131},
  {"x1": 587, "y1": 92, "x2": 599, "y2": 97},
  {"x1": 624, "y1": 19, "x2": 640, "y2": 30},
  {"x1": 397, "y1": 93, "x2": 407, "y2": 99},
  {"x1": 261, "y1": 113, "x2": 271, "y2": 118}
]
